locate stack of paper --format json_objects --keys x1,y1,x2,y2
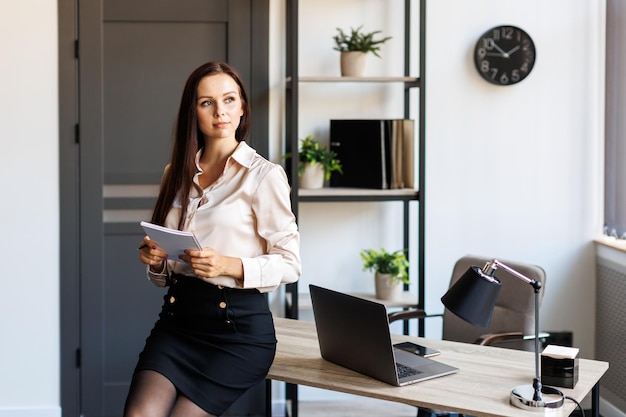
[
  {"x1": 542, "y1": 344, "x2": 579, "y2": 359},
  {"x1": 140, "y1": 221, "x2": 201, "y2": 262}
]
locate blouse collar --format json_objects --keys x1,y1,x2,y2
[{"x1": 194, "y1": 140, "x2": 255, "y2": 173}]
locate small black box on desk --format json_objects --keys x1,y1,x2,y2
[
  {"x1": 541, "y1": 344, "x2": 579, "y2": 389},
  {"x1": 329, "y1": 119, "x2": 414, "y2": 189}
]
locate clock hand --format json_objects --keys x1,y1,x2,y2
[
  {"x1": 491, "y1": 41, "x2": 510, "y2": 58},
  {"x1": 506, "y1": 45, "x2": 521, "y2": 55}
]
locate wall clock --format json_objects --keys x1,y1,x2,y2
[{"x1": 474, "y1": 25, "x2": 536, "y2": 86}]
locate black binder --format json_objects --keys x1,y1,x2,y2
[{"x1": 329, "y1": 119, "x2": 414, "y2": 189}]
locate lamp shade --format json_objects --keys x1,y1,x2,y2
[{"x1": 441, "y1": 265, "x2": 502, "y2": 328}]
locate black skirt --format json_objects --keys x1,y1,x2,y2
[{"x1": 133, "y1": 274, "x2": 276, "y2": 415}]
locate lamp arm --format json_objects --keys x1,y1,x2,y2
[
  {"x1": 483, "y1": 259, "x2": 542, "y2": 292},
  {"x1": 483, "y1": 259, "x2": 543, "y2": 401}
]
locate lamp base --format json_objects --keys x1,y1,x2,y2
[{"x1": 510, "y1": 384, "x2": 565, "y2": 411}]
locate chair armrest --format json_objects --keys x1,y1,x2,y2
[
  {"x1": 388, "y1": 309, "x2": 443, "y2": 323},
  {"x1": 475, "y1": 331, "x2": 550, "y2": 346},
  {"x1": 474, "y1": 332, "x2": 524, "y2": 346}
]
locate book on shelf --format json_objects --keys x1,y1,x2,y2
[{"x1": 329, "y1": 119, "x2": 415, "y2": 189}]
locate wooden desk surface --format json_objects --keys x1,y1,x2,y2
[{"x1": 268, "y1": 317, "x2": 609, "y2": 417}]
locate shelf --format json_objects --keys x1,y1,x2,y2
[
  {"x1": 285, "y1": 0, "x2": 426, "y2": 337},
  {"x1": 298, "y1": 187, "x2": 419, "y2": 202},
  {"x1": 287, "y1": 76, "x2": 420, "y2": 87},
  {"x1": 283, "y1": 1, "x2": 426, "y2": 413}
]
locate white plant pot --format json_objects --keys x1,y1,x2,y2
[
  {"x1": 299, "y1": 162, "x2": 325, "y2": 189},
  {"x1": 340, "y1": 51, "x2": 367, "y2": 77},
  {"x1": 375, "y1": 272, "x2": 402, "y2": 301}
]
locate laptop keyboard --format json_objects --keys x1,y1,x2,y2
[{"x1": 396, "y1": 363, "x2": 423, "y2": 378}]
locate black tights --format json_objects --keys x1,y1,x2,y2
[{"x1": 123, "y1": 370, "x2": 217, "y2": 417}]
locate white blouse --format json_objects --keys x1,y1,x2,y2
[{"x1": 147, "y1": 141, "x2": 301, "y2": 293}]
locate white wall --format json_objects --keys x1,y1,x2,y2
[
  {"x1": 0, "y1": 1, "x2": 60, "y2": 416},
  {"x1": 425, "y1": 0, "x2": 604, "y2": 355}
]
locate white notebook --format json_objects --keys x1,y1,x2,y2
[{"x1": 140, "y1": 221, "x2": 202, "y2": 262}]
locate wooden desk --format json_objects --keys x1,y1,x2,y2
[{"x1": 268, "y1": 317, "x2": 608, "y2": 417}]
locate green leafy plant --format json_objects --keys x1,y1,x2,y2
[
  {"x1": 360, "y1": 248, "x2": 409, "y2": 284},
  {"x1": 284, "y1": 135, "x2": 343, "y2": 181},
  {"x1": 333, "y1": 25, "x2": 392, "y2": 57}
]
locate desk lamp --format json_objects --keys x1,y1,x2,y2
[{"x1": 440, "y1": 259, "x2": 565, "y2": 411}]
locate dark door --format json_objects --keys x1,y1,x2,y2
[{"x1": 59, "y1": 1, "x2": 269, "y2": 416}]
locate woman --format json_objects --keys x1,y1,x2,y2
[{"x1": 125, "y1": 62, "x2": 301, "y2": 417}]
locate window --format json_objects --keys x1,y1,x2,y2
[{"x1": 604, "y1": 0, "x2": 626, "y2": 238}]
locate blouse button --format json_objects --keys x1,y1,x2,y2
[
  {"x1": 218, "y1": 285, "x2": 224, "y2": 289},
  {"x1": 219, "y1": 301, "x2": 227, "y2": 309},
  {"x1": 169, "y1": 296, "x2": 176, "y2": 304}
]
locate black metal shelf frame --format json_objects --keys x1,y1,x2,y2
[
  {"x1": 285, "y1": 0, "x2": 425, "y2": 323},
  {"x1": 282, "y1": 1, "x2": 426, "y2": 414}
]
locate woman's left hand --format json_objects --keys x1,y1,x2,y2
[{"x1": 180, "y1": 247, "x2": 243, "y2": 280}]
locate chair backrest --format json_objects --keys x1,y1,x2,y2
[{"x1": 441, "y1": 255, "x2": 546, "y2": 351}]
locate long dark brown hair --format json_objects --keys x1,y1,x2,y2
[{"x1": 151, "y1": 61, "x2": 251, "y2": 228}]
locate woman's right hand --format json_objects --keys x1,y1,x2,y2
[{"x1": 138, "y1": 236, "x2": 168, "y2": 272}]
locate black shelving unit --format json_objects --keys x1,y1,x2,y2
[{"x1": 282, "y1": 1, "x2": 426, "y2": 415}]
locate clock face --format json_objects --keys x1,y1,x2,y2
[{"x1": 474, "y1": 25, "x2": 536, "y2": 86}]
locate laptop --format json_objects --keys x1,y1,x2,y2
[{"x1": 309, "y1": 284, "x2": 459, "y2": 386}]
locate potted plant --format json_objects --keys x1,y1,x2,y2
[
  {"x1": 333, "y1": 25, "x2": 392, "y2": 76},
  {"x1": 360, "y1": 248, "x2": 409, "y2": 300},
  {"x1": 284, "y1": 135, "x2": 342, "y2": 189}
]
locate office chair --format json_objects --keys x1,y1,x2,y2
[{"x1": 388, "y1": 255, "x2": 547, "y2": 417}]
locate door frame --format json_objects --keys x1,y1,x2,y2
[{"x1": 58, "y1": 1, "x2": 270, "y2": 415}]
